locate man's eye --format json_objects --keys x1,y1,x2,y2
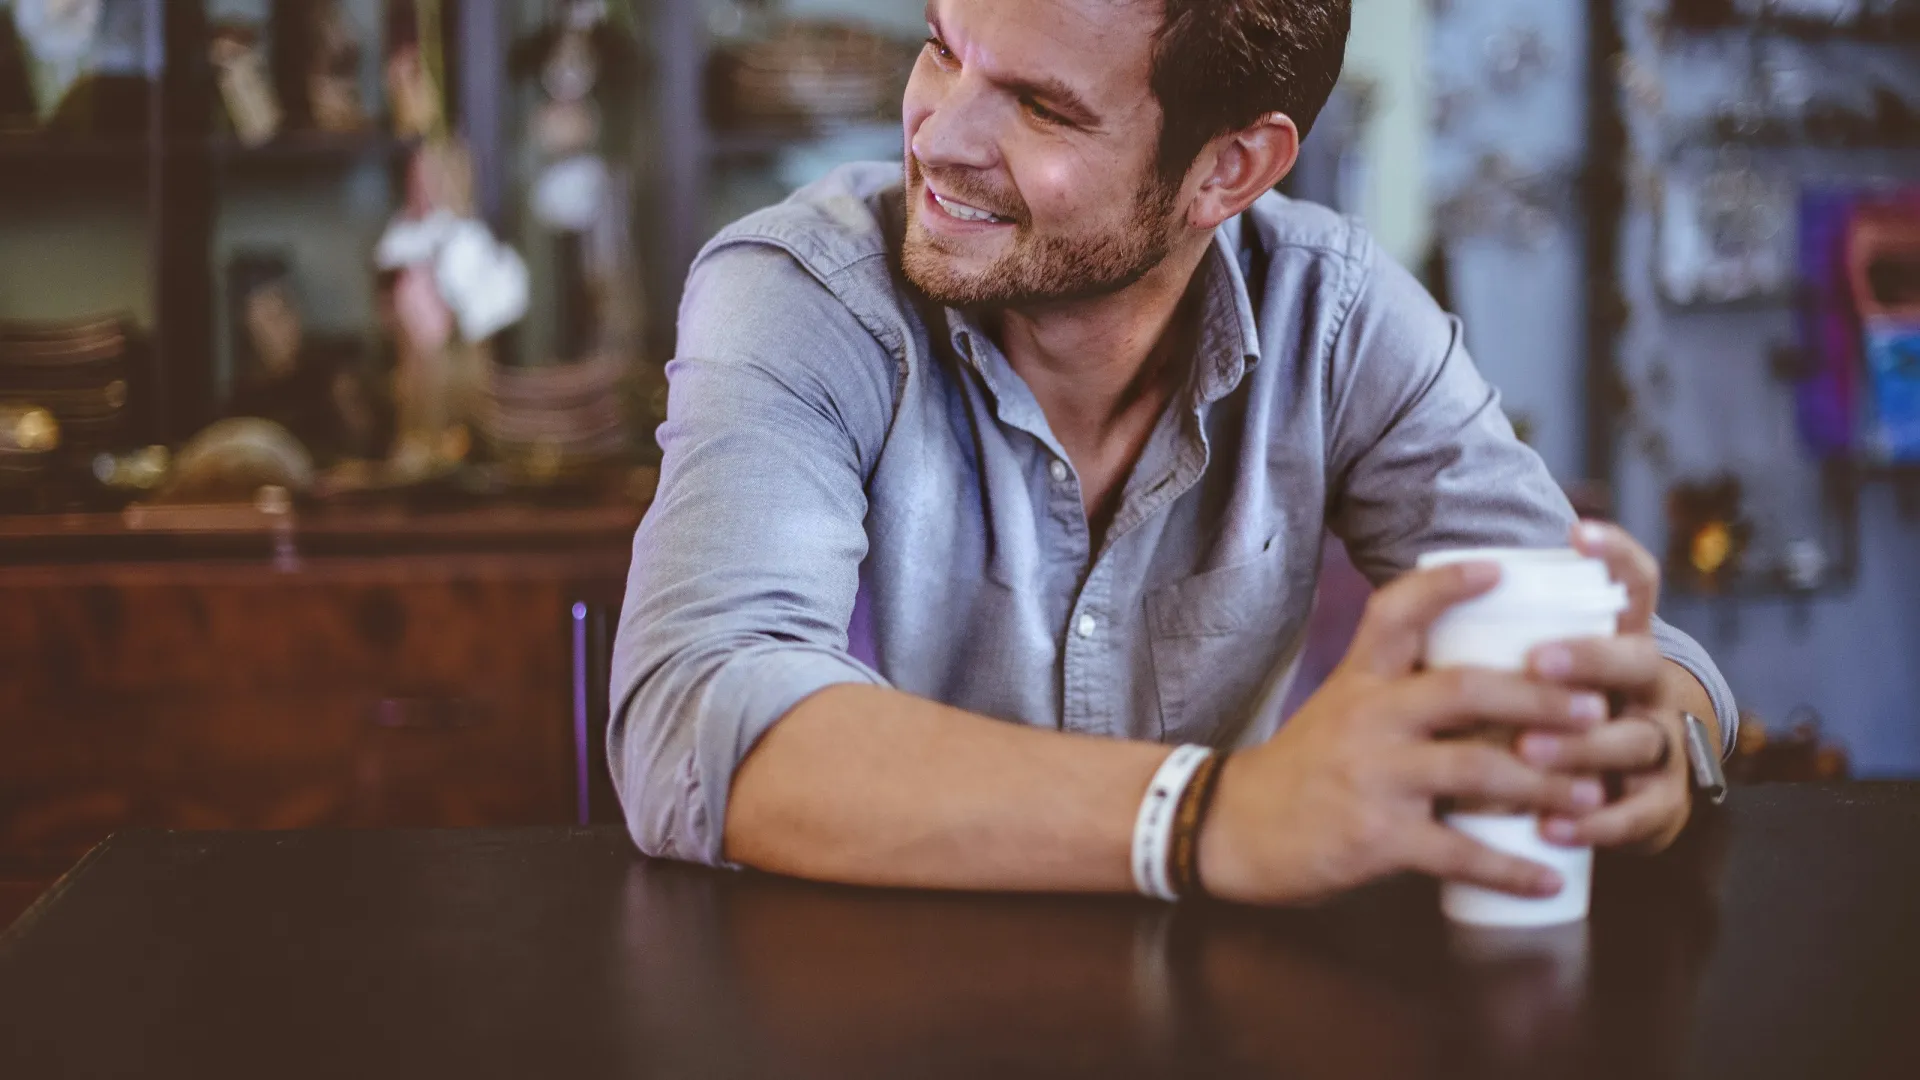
[
  {"x1": 924, "y1": 37, "x2": 955, "y2": 63},
  {"x1": 1021, "y1": 97, "x2": 1063, "y2": 125}
]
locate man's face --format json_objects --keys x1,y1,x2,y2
[{"x1": 901, "y1": 0, "x2": 1185, "y2": 308}]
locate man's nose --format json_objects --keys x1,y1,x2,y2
[{"x1": 910, "y1": 78, "x2": 999, "y2": 174}]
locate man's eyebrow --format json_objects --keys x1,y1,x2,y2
[
  {"x1": 1001, "y1": 74, "x2": 1100, "y2": 126},
  {"x1": 923, "y1": 9, "x2": 1101, "y2": 128}
]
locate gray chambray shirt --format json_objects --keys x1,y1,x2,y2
[{"x1": 610, "y1": 162, "x2": 1737, "y2": 866}]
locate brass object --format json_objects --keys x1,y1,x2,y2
[
  {"x1": 9, "y1": 405, "x2": 58, "y2": 451},
  {"x1": 1664, "y1": 476, "x2": 1751, "y2": 593},
  {"x1": 1689, "y1": 520, "x2": 1733, "y2": 577}
]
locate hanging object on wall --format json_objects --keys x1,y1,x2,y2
[
  {"x1": 1657, "y1": 154, "x2": 1796, "y2": 306},
  {"x1": 1483, "y1": 25, "x2": 1553, "y2": 97},
  {"x1": 1792, "y1": 189, "x2": 1867, "y2": 457},
  {"x1": 1670, "y1": 0, "x2": 1920, "y2": 38},
  {"x1": 1664, "y1": 475, "x2": 1754, "y2": 593},
  {"x1": 1848, "y1": 197, "x2": 1920, "y2": 461},
  {"x1": 1434, "y1": 153, "x2": 1571, "y2": 250}
]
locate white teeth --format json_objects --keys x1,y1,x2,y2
[{"x1": 933, "y1": 191, "x2": 1003, "y2": 223}]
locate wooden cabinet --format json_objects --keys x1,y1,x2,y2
[{"x1": 0, "y1": 502, "x2": 639, "y2": 926}]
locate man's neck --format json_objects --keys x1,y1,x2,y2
[
  {"x1": 984, "y1": 235, "x2": 1213, "y2": 447},
  {"x1": 979, "y1": 233, "x2": 1215, "y2": 539}
]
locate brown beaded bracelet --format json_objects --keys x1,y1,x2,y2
[{"x1": 1167, "y1": 751, "x2": 1227, "y2": 900}]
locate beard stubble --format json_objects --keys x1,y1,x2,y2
[{"x1": 900, "y1": 154, "x2": 1182, "y2": 309}]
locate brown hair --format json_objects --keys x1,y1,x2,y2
[{"x1": 1149, "y1": 0, "x2": 1353, "y2": 181}]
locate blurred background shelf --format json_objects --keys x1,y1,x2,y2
[
  {"x1": 209, "y1": 131, "x2": 419, "y2": 169},
  {"x1": 0, "y1": 134, "x2": 149, "y2": 161},
  {"x1": 706, "y1": 120, "x2": 901, "y2": 163}
]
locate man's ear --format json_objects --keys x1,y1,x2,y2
[{"x1": 1185, "y1": 113, "x2": 1301, "y2": 230}]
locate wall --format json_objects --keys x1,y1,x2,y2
[
  {"x1": 1342, "y1": 0, "x2": 1431, "y2": 268},
  {"x1": 1661, "y1": 494, "x2": 1920, "y2": 775},
  {"x1": 1426, "y1": 0, "x2": 1593, "y2": 483},
  {"x1": 1426, "y1": 0, "x2": 1920, "y2": 775}
]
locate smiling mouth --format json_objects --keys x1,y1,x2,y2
[{"x1": 927, "y1": 187, "x2": 1012, "y2": 225}]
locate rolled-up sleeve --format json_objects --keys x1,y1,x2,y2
[
  {"x1": 610, "y1": 243, "x2": 900, "y2": 865},
  {"x1": 1324, "y1": 235, "x2": 1740, "y2": 756}
]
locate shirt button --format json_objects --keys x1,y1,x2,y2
[
  {"x1": 1075, "y1": 614, "x2": 1097, "y2": 639},
  {"x1": 1049, "y1": 460, "x2": 1070, "y2": 484}
]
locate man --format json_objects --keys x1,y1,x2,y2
[{"x1": 610, "y1": 0, "x2": 1736, "y2": 905}]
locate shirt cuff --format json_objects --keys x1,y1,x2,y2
[
  {"x1": 694, "y1": 646, "x2": 888, "y2": 867},
  {"x1": 1651, "y1": 621, "x2": 1739, "y2": 760}
]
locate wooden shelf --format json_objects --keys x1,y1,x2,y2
[
  {"x1": 0, "y1": 135, "x2": 149, "y2": 162},
  {"x1": 706, "y1": 121, "x2": 901, "y2": 162},
  {"x1": 0, "y1": 135, "x2": 151, "y2": 189},
  {"x1": 0, "y1": 131, "x2": 417, "y2": 181},
  {"x1": 211, "y1": 131, "x2": 419, "y2": 170},
  {"x1": 0, "y1": 485, "x2": 651, "y2": 565},
  {"x1": 1665, "y1": 15, "x2": 1920, "y2": 45}
]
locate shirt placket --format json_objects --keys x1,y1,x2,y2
[
  {"x1": 949, "y1": 317, "x2": 1217, "y2": 739},
  {"x1": 1061, "y1": 408, "x2": 1210, "y2": 737}
]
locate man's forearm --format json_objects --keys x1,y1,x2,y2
[{"x1": 724, "y1": 684, "x2": 1169, "y2": 892}]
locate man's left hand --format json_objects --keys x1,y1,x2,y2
[{"x1": 1512, "y1": 522, "x2": 1709, "y2": 854}]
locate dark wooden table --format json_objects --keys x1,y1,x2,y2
[{"x1": 1, "y1": 784, "x2": 1916, "y2": 1079}]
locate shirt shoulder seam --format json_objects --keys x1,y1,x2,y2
[{"x1": 697, "y1": 234, "x2": 910, "y2": 470}]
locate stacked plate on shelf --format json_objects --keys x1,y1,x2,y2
[
  {"x1": 709, "y1": 21, "x2": 914, "y2": 130},
  {"x1": 474, "y1": 356, "x2": 630, "y2": 485},
  {"x1": 0, "y1": 403, "x2": 58, "y2": 493},
  {"x1": 0, "y1": 315, "x2": 131, "y2": 491}
]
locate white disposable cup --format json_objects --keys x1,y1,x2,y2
[{"x1": 1417, "y1": 548, "x2": 1629, "y2": 928}]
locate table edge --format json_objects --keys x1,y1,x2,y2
[{"x1": 0, "y1": 832, "x2": 127, "y2": 959}]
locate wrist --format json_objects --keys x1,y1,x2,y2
[
  {"x1": 1660, "y1": 659, "x2": 1720, "y2": 748},
  {"x1": 1195, "y1": 753, "x2": 1257, "y2": 903}
]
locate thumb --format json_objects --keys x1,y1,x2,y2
[{"x1": 1345, "y1": 560, "x2": 1501, "y2": 677}]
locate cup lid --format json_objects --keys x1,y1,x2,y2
[{"x1": 1416, "y1": 547, "x2": 1628, "y2": 616}]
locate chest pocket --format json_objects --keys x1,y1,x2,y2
[{"x1": 1145, "y1": 539, "x2": 1308, "y2": 743}]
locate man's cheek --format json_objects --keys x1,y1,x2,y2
[{"x1": 1014, "y1": 155, "x2": 1084, "y2": 223}]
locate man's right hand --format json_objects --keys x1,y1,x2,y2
[{"x1": 1196, "y1": 560, "x2": 1611, "y2": 906}]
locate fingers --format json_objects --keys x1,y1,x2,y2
[
  {"x1": 1391, "y1": 667, "x2": 1609, "y2": 735},
  {"x1": 1347, "y1": 561, "x2": 1501, "y2": 677},
  {"x1": 1405, "y1": 741, "x2": 1608, "y2": 817},
  {"x1": 1571, "y1": 520, "x2": 1660, "y2": 633},
  {"x1": 1519, "y1": 714, "x2": 1671, "y2": 775},
  {"x1": 1529, "y1": 633, "x2": 1665, "y2": 699},
  {"x1": 1405, "y1": 821, "x2": 1563, "y2": 898},
  {"x1": 1541, "y1": 775, "x2": 1690, "y2": 851}
]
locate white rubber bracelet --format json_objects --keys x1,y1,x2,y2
[{"x1": 1131, "y1": 745, "x2": 1214, "y2": 902}]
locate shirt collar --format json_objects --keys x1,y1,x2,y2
[
  {"x1": 1191, "y1": 219, "x2": 1263, "y2": 407},
  {"x1": 937, "y1": 221, "x2": 1263, "y2": 408}
]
